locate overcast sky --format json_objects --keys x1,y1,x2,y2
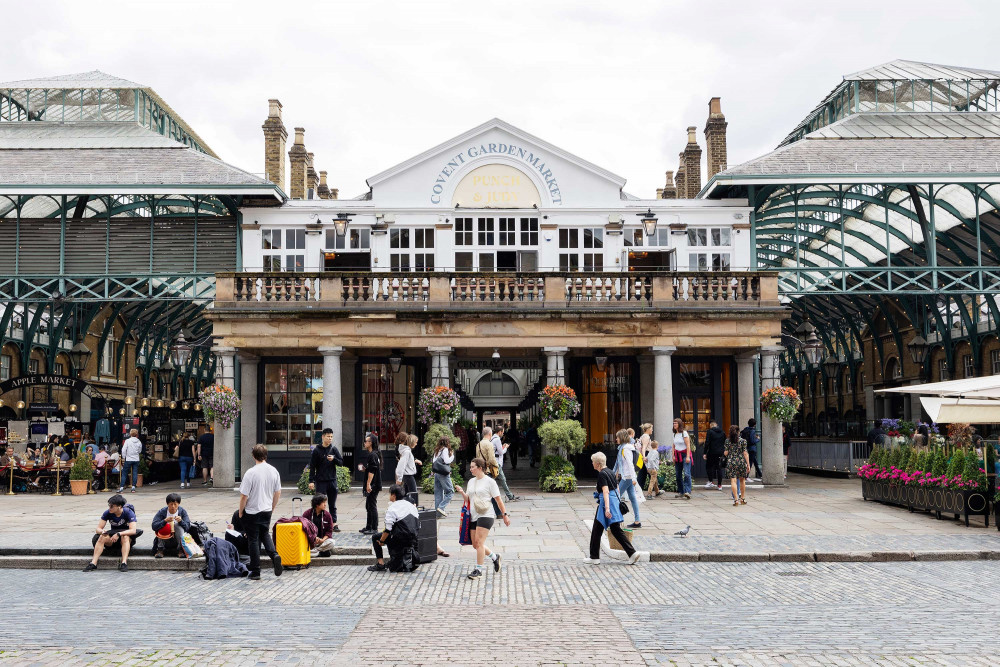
[{"x1": 6, "y1": 0, "x2": 999, "y2": 198}]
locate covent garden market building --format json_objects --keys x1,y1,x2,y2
[{"x1": 3, "y1": 60, "x2": 1000, "y2": 486}]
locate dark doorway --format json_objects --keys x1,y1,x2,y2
[{"x1": 496, "y1": 251, "x2": 517, "y2": 271}]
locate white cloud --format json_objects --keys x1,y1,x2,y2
[{"x1": 4, "y1": 0, "x2": 998, "y2": 197}]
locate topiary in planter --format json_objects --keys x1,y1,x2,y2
[
  {"x1": 69, "y1": 453, "x2": 95, "y2": 481},
  {"x1": 947, "y1": 449, "x2": 967, "y2": 480},
  {"x1": 539, "y1": 454, "x2": 573, "y2": 486},
  {"x1": 540, "y1": 472, "x2": 577, "y2": 493},
  {"x1": 538, "y1": 419, "x2": 586, "y2": 459},
  {"x1": 931, "y1": 447, "x2": 948, "y2": 476},
  {"x1": 297, "y1": 466, "x2": 311, "y2": 495},
  {"x1": 656, "y1": 466, "x2": 678, "y2": 492}
]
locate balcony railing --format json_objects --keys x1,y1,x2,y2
[{"x1": 214, "y1": 271, "x2": 779, "y2": 310}]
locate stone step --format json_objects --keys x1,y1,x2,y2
[
  {"x1": 0, "y1": 546, "x2": 370, "y2": 556},
  {"x1": 0, "y1": 554, "x2": 370, "y2": 570}
]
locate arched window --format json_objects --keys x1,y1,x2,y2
[
  {"x1": 885, "y1": 358, "x2": 901, "y2": 381},
  {"x1": 473, "y1": 372, "x2": 520, "y2": 397}
]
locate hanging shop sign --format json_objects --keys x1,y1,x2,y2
[
  {"x1": 29, "y1": 403, "x2": 60, "y2": 412},
  {"x1": 0, "y1": 374, "x2": 97, "y2": 397}
]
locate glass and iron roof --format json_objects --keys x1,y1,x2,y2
[
  {"x1": 0, "y1": 70, "x2": 218, "y2": 157},
  {"x1": 778, "y1": 59, "x2": 1000, "y2": 147}
]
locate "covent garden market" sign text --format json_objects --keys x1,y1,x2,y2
[{"x1": 431, "y1": 143, "x2": 562, "y2": 205}]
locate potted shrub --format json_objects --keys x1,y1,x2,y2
[
  {"x1": 69, "y1": 453, "x2": 94, "y2": 495},
  {"x1": 420, "y1": 424, "x2": 464, "y2": 494},
  {"x1": 537, "y1": 421, "x2": 585, "y2": 493},
  {"x1": 137, "y1": 457, "x2": 150, "y2": 487}
]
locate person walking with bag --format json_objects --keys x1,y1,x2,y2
[
  {"x1": 431, "y1": 435, "x2": 455, "y2": 517},
  {"x1": 725, "y1": 425, "x2": 750, "y2": 506},
  {"x1": 585, "y1": 452, "x2": 645, "y2": 565},
  {"x1": 455, "y1": 457, "x2": 509, "y2": 581},
  {"x1": 741, "y1": 418, "x2": 762, "y2": 481},
  {"x1": 672, "y1": 419, "x2": 693, "y2": 499},
  {"x1": 702, "y1": 420, "x2": 727, "y2": 490},
  {"x1": 359, "y1": 433, "x2": 382, "y2": 535},
  {"x1": 613, "y1": 429, "x2": 642, "y2": 529},
  {"x1": 238, "y1": 445, "x2": 283, "y2": 581}
]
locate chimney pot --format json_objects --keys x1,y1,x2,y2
[
  {"x1": 687, "y1": 126, "x2": 698, "y2": 144},
  {"x1": 709, "y1": 97, "x2": 722, "y2": 115},
  {"x1": 268, "y1": 98, "x2": 282, "y2": 119},
  {"x1": 293, "y1": 127, "x2": 305, "y2": 145}
]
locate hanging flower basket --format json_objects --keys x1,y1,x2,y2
[
  {"x1": 760, "y1": 386, "x2": 801, "y2": 422},
  {"x1": 199, "y1": 384, "x2": 241, "y2": 429},
  {"x1": 417, "y1": 386, "x2": 462, "y2": 426},
  {"x1": 540, "y1": 385, "x2": 580, "y2": 421}
]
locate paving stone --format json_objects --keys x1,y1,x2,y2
[
  {"x1": 699, "y1": 551, "x2": 770, "y2": 562},
  {"x1": 911, "y1": 550, "x2": 981, "y2": 561},
  {"x1": 770, "y1": 551, "x2": 816, "y2": 562}
]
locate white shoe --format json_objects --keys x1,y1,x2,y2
[
  {"x1": 628, "y1": 552, "x2": 642, "y2": 565},
  {"x1": 582, "y1": 558, "x2": 599, "y2": 564},
  {"x1": 704, "y1": 482, "x2": 715, "y2": 489}
]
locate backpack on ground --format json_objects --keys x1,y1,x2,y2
[{"x1": 189, "y1": 520, "x2": 213, "y2": 547}]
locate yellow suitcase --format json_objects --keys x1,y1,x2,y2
[{"x1": 273, "y1": 497, "x2": 311, "y2": 569}]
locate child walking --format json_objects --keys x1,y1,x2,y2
[{"x1": 645, "y1": 440, "x2": 661, "y2": 499}]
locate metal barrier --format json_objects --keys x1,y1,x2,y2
[{"x1": 788, "y1": 439, "x2": 870, "y2": 475}]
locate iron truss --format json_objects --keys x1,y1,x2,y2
[
  {"x1": 741, "y1": 180, "x2": 1000, "y2": 385},
  {"x1": 1, "y1": 192, "x2": 241, "y2": 391}
]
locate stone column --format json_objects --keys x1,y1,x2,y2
[
  {"x1": 652, "y1": 347, "x2": 676, "y2": 443},
  {"x1": 544, "y1": 347, "x2": 569, "y2": 385},
  {"x1": 238, "y1": 353, "x2": 258, "y2": 480},
  {"x1": 320, "y1": 347, "x2": 344, "y2": 451},
  {"x1": 428, "y1": 347, "x2": 453, "y2": 387},
  {"x1": 736, "y1": 352, "x2": 758, "y2": 431},
  {"x1": 212, "y1": 346, "x2": 237, "y2": 489},
  {"x1": 760, "y1": 346, "x2": 784, "y2": 486}
]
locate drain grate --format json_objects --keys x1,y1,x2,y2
[{"x1": 776, "y1": 571, "x2": 812, "y2": 577}]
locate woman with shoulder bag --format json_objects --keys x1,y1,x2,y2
[
  {"x1": 725, "y1": 425, "x2": 750, "y2": 506},
  {"x1": 613, "y1": 429, "x2": 642, "y2": 529},
  {"x1": 431, "y1": 435, "x2": 455, "y2": 517},
  {"x1": 672, "y1": 418, "x2": 693, "y2": 499},
  {"x1": 585, "y1": 451, "x2": 647, "y2": 565},
  {"x1": 454, "y1": 457, "x2": 509, "y2": 581},
  {"x1": 359, "y1": 433, "x2": 382, "y2": 535}
]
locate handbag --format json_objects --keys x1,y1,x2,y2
[
  {"x1": 619, "y1": 500, "x2": 629, "y2": 516},
  {"x1": 172, "y1": 445, "x2": 179, "y2": 458},
  {"x1": 432, "y1": 456, "x2": 451, "y2": 476},
  {"x1": 458, "y1": 501, "x2": 473, "y2": 546}
]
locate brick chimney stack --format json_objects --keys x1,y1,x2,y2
[
  {"x1": 704, "y1": 97, "x2": 728, "y2": 179},
  {"x1": 675, "y1": 152, "x2": 687, "y2": 200},
  {"x1": 317, "y1": 171, "x2": 331, "y2": 200},
  {"x1": 288, "y1": 127, "x2": 308, "y2": 200},
  {"x1": 683, "y1": 126, "x2": 702, "y2": 198},
  {"x1": 306, "y1": 152, "x2": 318, "y2": 200},
  {"x1": 661, "y1": 171, "x2": 677, "y2": 199},
  {"x1": 262, "y1": 99, "x2": 287, "y2": 192}
]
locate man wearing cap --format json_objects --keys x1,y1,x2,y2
[{"x1": 308, "y1": 428, "x2": 344, "y2": 532}]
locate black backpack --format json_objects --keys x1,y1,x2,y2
[{"x1": 189, "y1": 520, "x2": 213, "y2": 546}]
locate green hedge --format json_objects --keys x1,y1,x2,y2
[
  {"x1": 540, "y1": 472, "x2": 577, "y2": 493},
  {"x1": 297, "y1": 465, "x2": 351, "y2": 495}
]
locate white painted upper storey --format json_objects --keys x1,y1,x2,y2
[{"x1": 241, "y1": 119, "x2": 751, "y2": 273}]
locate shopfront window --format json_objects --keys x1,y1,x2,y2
[
  {"x1": 359, "y1": 362, "x2": 417, "y2": 460},
  {"x1": 263, "y1": 362, "x2": 324, "y2": 452},
  {"x1": 0, "y1": 353, "x2": 10, "y2": 381},
  {"x1": 580, "y1": 361, "x2": 635, "y2": 447}
]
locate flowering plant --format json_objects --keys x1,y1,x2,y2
[
  {"x1": 199, "y1": 384, "x2": 241, "y2": 429},
  {"x1": 760, "y1": 386, "x2": 801, "y2": 422},
  {"x1": 417, "y1": 386, "x2": 462, "y2": 426},
  {"x1": 540, "y1": 385, "x2": 580, "y2": 421}
]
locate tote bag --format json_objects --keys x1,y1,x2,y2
[{"x1": 458, "y1": 501, "x2": 473, "y2": 546}]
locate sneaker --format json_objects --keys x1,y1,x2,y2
[
  {"x1": 492, "y1": 554, "x2": 502, "y2": 573},
  {"x1": 627, "y1": 522, "x2": 642, "y2": 529},
  {"x1": 358, "y1": 527, "x2": 369, "y2": 534},
  {"x1": 130, "y1": 487, "x2": 136, "y2": 493},
  {"x1": 208, "y1": 479, "x2": 214, "y2": 487},
  {"x1": 704, "y1": 482, "x2": 716, "y2": 489},
  {"x1": 683, "y1": 493, "x2": 691, "y2": 500},
  {"x1": 628, "y1": 552, "x2": 642, "y2": 565},
  {"x1": 118, "y1": 562, "x2": 128, "y2": 572},
  {"x1": 436, "y1": 508, "x2": 447, "y2": 518},
  {"x1": 656, "y1": 490, "x2": 665, "y2": 497},
  {"x1": 201, "y1": 480, "x2": 209, "y2": 486},
  {"x1": 82, "y1": 562, "x2": 97, "y2": 572},
  {"x1": 467, "y1": 568, "x2": 483, "y2": 580},
  {"x1": 154, "y1": 550, "x2": 163, "y2": 559},
  {"x1": 249, "y1": 572, "x2": 261, "y2": 580},
  {"x1": 582, "y1": 558, "x2": 600, "y2": 564},
  {"x1": 117, "y1": 487, "x2": 124, "y2": 493},
  {"x1": 367, "y1": 563, "x2": 387, "y2": 572},
  {"x1": 272, "y1": 554, "x2": 283, "y2": 577},
  {"x1": 332, "y1": 525, "x2": 341, "y2": 533}
]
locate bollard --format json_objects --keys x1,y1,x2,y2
[
  {"x1": 6, "y1": 464, "x2": 13, "y2": 495},
  {"x1": 52, "y1": 461, "x2": 63, "y2": 496}
]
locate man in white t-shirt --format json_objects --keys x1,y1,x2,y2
[
  {"x1": 491, "y1": 424, "x2": 519, "y2": 503},
  {"x1": 118, "y1": 430, "x2": 144, "y2": 493},
  {"x1": 238, "y1": 444, "x2": 284, "y2": 580}
]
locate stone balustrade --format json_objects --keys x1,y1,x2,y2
[{"x1": 214, "y1": 271, "x2": 779, "y2": 309}]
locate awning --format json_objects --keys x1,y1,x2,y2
[
  {"x1": 875, "y1": 376, "x2": 1000, "y2": 399},
  {"x1": 917, "y1": 397, "x2": 1000, "y2": 424}
]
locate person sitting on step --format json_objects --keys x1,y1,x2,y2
[
  {"x1": 151, "y1": 492, "x2": 192, "y2": 558},
  {"x1": 367, "y1": 484, "x2": 419, "y2": 573},
  {"x1": 303, "y1": 494, "x2": 336, "y2": 558},
  {"x1": 83, "y1": 494, "x2": 141, "y2": 572}
]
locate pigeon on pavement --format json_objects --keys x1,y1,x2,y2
[{"x1": 674, "y1": 525, "x2": 691, "y2": 537}]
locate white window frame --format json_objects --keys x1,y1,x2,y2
[{"x1": 0, "y1": 353, "x2": 10, "y2": 381}]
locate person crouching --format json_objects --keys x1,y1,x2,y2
[
  {"x1": 367, "y1": 484, "x2": 419, "y2": 573},
  {"x1": 303, "y1": 494, "x2": 336, "y2": 558},
  {"x1": 151, "y1": 492, "x2": 191, "y2": 558}
]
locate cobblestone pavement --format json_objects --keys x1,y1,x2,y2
[
  {"x1": 0, "y1": 560, "x2": 997, "y2": 665},
  {"x1": 1, "y1": 474, "x2": 996, "y2": 560}
]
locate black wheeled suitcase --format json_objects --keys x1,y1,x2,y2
[{"x1": 414, "y1": 507, "x2": 438, "y2": 564}]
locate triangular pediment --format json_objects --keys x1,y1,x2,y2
[{"x1": 366, "y1": 118, "x2": 627, "y2": 208}]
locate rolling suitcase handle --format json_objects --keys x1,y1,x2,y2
[{"x1": 292, "y1": 496, "x2": 304, "y2": 518}]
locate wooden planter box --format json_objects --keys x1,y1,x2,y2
[{"x1": 862, "y1": 479, "x2": 991, "y2": 527}]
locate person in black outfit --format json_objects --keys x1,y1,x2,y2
[
  {"x1": 702, "y1": 420, "x2": 727, "y2": 489},
  {"x1": 359, "y1": 433, "x2": 382, "y2": 535},
  {"x1": 226, "y1": 509, "x2": 249, "y2": 555},
  {"x1": 308, "y1": 427, "x2": 344, "y2": 532}
]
